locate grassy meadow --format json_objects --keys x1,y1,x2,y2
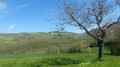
[
  {"x1": 0, "y1": 32, "x2": 119, "y2": 67},
  {"x1": 0, "y1": 47, "x2": 119, "y2": 67}
]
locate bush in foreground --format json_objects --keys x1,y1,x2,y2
[{"x1": 68, "y1": 41, "x2": 91, "y2": 53}]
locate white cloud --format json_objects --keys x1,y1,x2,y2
[
  {"x1": 16, "y1": 3, "x2": 32, "y2": 9},
  {"x1": 17, "y1": 4, "x2": 29, "y2": 9},
  {"x1": 0, "y1": 3, "x2": 9, "y2": 18},
  {"x1": 90, "y1": 26, "x2": 98, "y2": 29},
  {"x1": 8, "y1": 25, "x2": 15, "y2": 31},
  {"x1": 0, "y1": 3, "x2": 6, "y2": 10},
  {"x1": 88, "y1": 26, "x2": 98, "y2": 31}
]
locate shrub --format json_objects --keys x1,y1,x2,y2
[
  {"x1": 68, "y1": 41, "x2": 91, "y2": 53},
  {"x1": 0, "y1": 37, "x2": 77, "y2": 54},
  {"x1": 110, "y1": 37, "x2": 120, "y2": 55},
  {"x1": 45, "y1": 46, "x2": 60, "y2": 53},
  {"x1": 110, "y1": 27, "x2": 120, "y2": 55}
]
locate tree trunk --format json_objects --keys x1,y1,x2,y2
[{"x1": 98, "y1": 40, "x2": 104, "y2": 59}]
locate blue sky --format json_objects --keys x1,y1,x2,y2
[
  {"x1": 0, "y1": 0, "x2": 86, "y2": 33},
  {"x1": 0, "y1": 0, "x2": 119, "y2": 33},
  {"x1": 0, "y1": 0, "x2": 55, "y2": 33}
]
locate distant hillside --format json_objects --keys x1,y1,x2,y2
[
  {"x1": 0, "y1": 31, "x2": 92, "y2": 55},
  {"x1": 105, "y1": 20, "x2": 120, "y2": 41},
  {"x1": 0, "y1": 32, "x2": 82, "y2": 45}
]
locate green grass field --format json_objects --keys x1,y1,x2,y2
[
  {"x1": 0, "y1": 47, "x2": 119, "y2": 67},
  {"x1": 0, "y1": 33, "x2": 119, "y2": 67}
]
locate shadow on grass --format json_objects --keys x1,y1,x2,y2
[
  {"x1": 103, "y1": 53, "x2": 112, "y2": 55},
  {"x1": 29, "y1": 57, "x2": 85, "y2": 67},
  {"x1": 103, "y1": 53, "x2": 119, "y2": 56}
]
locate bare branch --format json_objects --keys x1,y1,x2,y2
[
  {"x1": 116, "y1": 0, "x2": 120, "y2": 5},
  {"x1": 105, "y1": 17, "x2": 120, "y2": 29},
  {"x1": 69, "y1": 14, "x2": 99, "y2": 40},
  {"x1": 53, "y1": 0, "x2": 116, "y2": 41}
]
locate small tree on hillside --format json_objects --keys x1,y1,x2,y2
[{"x1": 53, "y1": 0, "x2": 120, "y2": 59}]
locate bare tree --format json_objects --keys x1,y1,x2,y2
[{"x1": 53, "y1": 0, "x2": 120, "y2": 59}]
